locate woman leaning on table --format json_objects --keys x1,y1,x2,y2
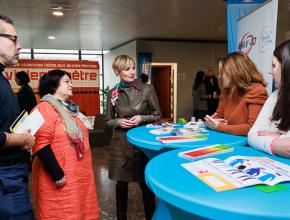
[
  {"x1": 248, "y1": 40, "x2": 290, "y2": 158},
  {"x1": 105, "y1": 55, "x2": 161, "y2": 220},
  {"x1": 32, "y1": 69, "x2": 99, "y2": 220},
  {"x1": 205, "y1": 52, "x2": 268, "y2": 136}
]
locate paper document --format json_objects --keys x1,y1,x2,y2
[
  {"x1": 12, "y1": 109, "x2": 44, "y2": 135},
  {"x1": 182, "y1": 156, "x2": 290, "y2": 191},
  {"x1": 10, "y1": 110, "x2": 28, "y2": 132}
]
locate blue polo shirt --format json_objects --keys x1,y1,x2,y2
[{"x1": 0, "y1": 63, "x2": 25, "y2": 161}]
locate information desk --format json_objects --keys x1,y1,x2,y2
[
  {"x1": 127, "y1": 125, "x2": 247, "y2": 158},
  {"x1": 145, "y1": 146, "x2": 290, "y2": 220}
]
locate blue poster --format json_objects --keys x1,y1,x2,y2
[
  {"x1": 138, "y1": 53, "x2": 152, "y2": 83},
  {"x1": 227, "y1": 0, "x2": 267, "y2": 52}
]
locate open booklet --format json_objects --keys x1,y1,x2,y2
[{"x1": 181, "y1": 156, "x2": 290, "y2": 192}]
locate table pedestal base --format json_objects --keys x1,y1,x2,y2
[{"x1": 153, "y1": 199, "x2": 206, "y2": 220}]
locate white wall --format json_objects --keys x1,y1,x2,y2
[
  {"x1": 104, "y1": 41, "x2": 137, "y2": 89},
  {"x1": 137, "y1": 40, "x2": 227, "y2": 121},
  {"x1": 104, "y1": 40, "x2": 227, "y2": 121}
]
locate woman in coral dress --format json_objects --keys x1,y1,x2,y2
[{"x1": 32, "y1": 69, "x2": 99, "y2": 220}]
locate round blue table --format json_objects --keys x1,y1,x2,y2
[
  {"x1": 127, "y1": 125, "x2": 247, "y2": 158},
  {"x1": 145, "y1": 146, "x2": 290, "y2": 220}
]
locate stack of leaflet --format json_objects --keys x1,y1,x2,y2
[
  {"x1": 149, "y1": 127, "x2": 172, "y2": 135},
  {"x1": 148, "y1": 122, "x2": 175, "y2": 135},
  {"x1": 156, "y1": 134, "x2": 208, "y2": 144},
  {"x1": 150, "y1": 121, "x2": 209, "y2": 143},
  {"x1": 178, "y1": 144, "x2": 233, "y2": 160},
  {"x1": 171, "y1": 127, "x2": 208, "y2": 136},
  {"x1": 183, "y1": 121, "x2": 205, "y2": 129}
]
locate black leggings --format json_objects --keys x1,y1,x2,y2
[{"x1": 116, "y1": 181, "x2": 155, "y2": 220}]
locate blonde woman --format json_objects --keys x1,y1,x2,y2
[
  {"x1": 205, "y1": 52, "x2": 268, "y2": 136},
  {"x1": 106, "y1": 55, "x2": 161, "y2": 220}
]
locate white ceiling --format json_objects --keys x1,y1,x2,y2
[{"x1": 0, "y1": 0, "x2": 289, "y2": 50}]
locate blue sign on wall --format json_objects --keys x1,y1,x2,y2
[
  {"x1": 227, "y1": 0, "x2": 267, "y2": 52},
  {"x1": 137, "y1": 53, "x2": 152, "y2": 82}
]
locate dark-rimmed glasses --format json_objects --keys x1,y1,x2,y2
[{"x1": 0, "y1": 33, "x2": 19, "y2": 44}]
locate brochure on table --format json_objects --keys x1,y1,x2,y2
[
  {"x1": 157, "y1": 134, "x2": 208, "y2": 144},
  {"x1": 182, "y1": 156, "x2": 290, "y2": 192},
  {"x1": 148, "y1": 121, "x2": 207, "y2": 137},
  {"x1": 178, "y1": 144, "x2": 233, "y2": 160}
]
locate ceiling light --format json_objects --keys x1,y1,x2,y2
[
  {"x1": 52, "y1": 11, "x2": 64, "y2": 16},
  {"x1": 103, "y1": 50, "x2": 111, "y2": 54},
  {"x1": 48, "y1": 36, "x2": 56, "y2": 40},
  {"x1": 50, "y1": 5, "x2": 71, "y2": 11}
]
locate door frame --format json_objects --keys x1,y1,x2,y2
[{"x1": 151, "y1": 62, "x2": 177, "y2": 123}]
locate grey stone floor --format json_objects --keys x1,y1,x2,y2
[{"x1": 91, "y1": 146, "x2": 146, "y2": 220}]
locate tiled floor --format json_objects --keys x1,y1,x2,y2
[
  {"x1": 92, "y1": 146, "x2": 146, "y2": 220},
  {"x1": 29, "y1": 146, "x2": 146, "y2": 220}
]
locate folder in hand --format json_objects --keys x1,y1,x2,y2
[{"x1": 10, "y1": 109, "x2": 44, "y2": 135}]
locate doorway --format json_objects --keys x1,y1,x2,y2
[{"x1": 151, "y1": 63, "x2": 177, "y2": 122}]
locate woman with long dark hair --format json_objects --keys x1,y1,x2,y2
[{"x1": 248, "y1": 40, "x2": 290, "y2": 158}]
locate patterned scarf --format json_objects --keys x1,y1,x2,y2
[
  {"x1": 111, "y1": 81, "x2": 134, "y2": 106},
  {"x1": 58, "y1": 99, "x2": 78, "y2": 113},
  {"x1": 41, "y1": 94, "x2": 88, "y2": 160}
]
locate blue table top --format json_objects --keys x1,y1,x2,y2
[
  {"x1": 127, "y1": 125, "x2": 247, "y2": 158},
  {"x1": 145, "y1": 146, "x2": 290, "y2": 220}
]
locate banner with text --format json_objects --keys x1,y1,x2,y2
[
  {"x1": 5, "y1": 60, "x2": 100, "y2": 116},
  {"x1": 237, "y1": 0, "x2": 278, "y2": 93}
]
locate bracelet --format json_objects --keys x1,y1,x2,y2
[{"x1": 269, "y1": 137, "x2": 278, "y2": 155}]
